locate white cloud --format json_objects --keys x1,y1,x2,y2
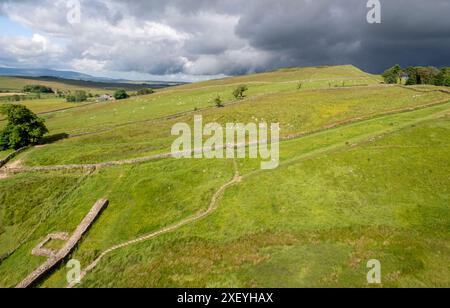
[{"x1": 0, "y1": 33, "x2": 66, "y2": 67}]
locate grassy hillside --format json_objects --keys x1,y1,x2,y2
[
  {"x1": 0, "y1": 65, "x2": 448, "y2": 288},
  {"x1": 0, "y1": 76, "x2": 108, "y2": 95},
  {"x1": 0, "y1": 76, "x2": 163, "y2": 122},
  {"x1": 0, "y1": 76, "x2": 170, "y2": 94}
]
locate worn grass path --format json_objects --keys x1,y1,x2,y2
[{"x1": 68, "y1": 160, "x2": 242, "y2": 288}]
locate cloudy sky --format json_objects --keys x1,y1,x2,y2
[{"x1": 0, "y1": 0, "x2": 449, "y2": 81}]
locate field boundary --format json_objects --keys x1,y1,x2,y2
[{"x1": 0, "y1": 146, "x2": 30, "y2": 168}]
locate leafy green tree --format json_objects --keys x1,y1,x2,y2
[
  {"x1": 435, "y1": 68, "x2": 450, "y2": 86},
  {"x1": 232, "y1": 85, "x2": 248, "y2": 99},
  {"x1": 382, "y1": 64, "x2": 402, "y2": 84},
  {"x1": 114, "y1": 89, "x2": 130, "y2": 100},
  {"x1": 66, "y1": 90, "x2": 88, "y2": 103},
  {"x1": 416, "y1": 66, "x2": 440, "y2": 85},
  {"x1": 405, "y1": 67, "x2": 418, "y2": 85},
  {"x1": 0, "y1": 104, "x2": 48, "y2": 150}
]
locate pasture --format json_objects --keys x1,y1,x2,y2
[{"x1": 0, "y1": 65, "x2": 448, "y2": 288}]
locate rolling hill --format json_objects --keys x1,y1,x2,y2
[
  {"x1": 0, "y1": 75, "x2": 181, "y2": 94},
  {"x1": 0, "y1": 65, "x2": 449, "y2": 288}
]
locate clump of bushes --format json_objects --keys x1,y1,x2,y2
[
  {"x1": 0, "y1": 104, "x2": 48, "y2": 150},
  {"x1": 114, "y1": 89, "x2": 129, "y2": 100},
  {"x1": 66, "y1": 90, "x2": 88, "y2": 103},
  {"x1": 23, "y1": 85, "x2": 54, "y2": 93},
  {"x1": 137, "y1": 88, "x2": 155, "y2": 96}
]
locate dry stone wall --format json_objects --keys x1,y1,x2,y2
[{"x1": 16, "y1": 199, "x2": 109, "y2": 288}]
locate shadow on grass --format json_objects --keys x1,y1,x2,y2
[{"x1": 39, "y1": 133, "x2": 69, "y2": 145}]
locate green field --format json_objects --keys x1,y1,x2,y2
[{"x1": 0, "y1": 65, "x2": 449, "y2": 288}]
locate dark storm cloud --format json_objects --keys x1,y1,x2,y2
[
  {"x1": 0, "y1": 0, "x2": 449, "y2": 78},
  {"x1": 234, "y1": 0, "x2": 450, "y2": 72}
]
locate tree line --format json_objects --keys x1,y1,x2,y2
[{"x1": 383, "y1": 65, "x2": 450, "y2": 86}]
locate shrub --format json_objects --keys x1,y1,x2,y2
[
  {"x1": 232, "y1": 85, "x2": 248, "y2": 99},
  {"x1": 213, "y1": 95, "x2": 224, "y2": 108},
  {"x1": 137, "y1": 88, "x2": 155, "y2": 95}
]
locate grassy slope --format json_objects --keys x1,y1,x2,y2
[
  {"x1": 0, "y1": 65, "x2": 449, "y2": 288},
  {"x1": 72, "y1": 114, "x2": 450, "y2": 288},
  {"x1": 20, "y1": 86, "x2": 449, "y2": 166},
  {"x1": 11, "y1": 65, "x2": 449, "y2": 167},
  {"x1": 0, "y1": 158, "x2": 234, "y2": 287}
]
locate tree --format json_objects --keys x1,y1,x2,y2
[
  {"x1": 416, "y1": 66, "x2": 440, "y2": 85},
  {"x1": 434, "y1": 68, "x2": 450, "y2": 86},
  {"x1": 405, "y1": 66, "x2": 418, "y2": 85},
  {"x1": 382, "y1": 64, "x2": 402, "y2": 84},
  {"x1": 66, "y1": 90, "x2": 88, "y2": 103},
  {"x1": 0, "y1": 104, "x2": 48, "y2": 150},
  {"x1": 232, "y1": 85, "x2": 248, "y2": 99},
  {"x1": 114, "y1": 89, "x2": 129, "y2": 100},
  {"x1": 213, "y1": 95, "x2": 224, "y2": 108}
]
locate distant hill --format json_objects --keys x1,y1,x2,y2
[
  {"x1": 0, "y1": 67, "x2": 188, "y2": 87},
  {"x1": 0, "y1": 67, "x2": 95, "y2": 81}
]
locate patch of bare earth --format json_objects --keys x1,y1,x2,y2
[{"x1": 7, "y1": 159, "x2": 23, "y2": 169}]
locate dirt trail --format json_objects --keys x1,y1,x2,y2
[
  {"x1": 0, "y1": 159, "x2": 22, "y2": 179},
  {"x1": 68, "y1": 160, "x2": 241, "y2": 288},
  {"x1": 6, "y1": 159, "x2": 22, "y2": 169}
]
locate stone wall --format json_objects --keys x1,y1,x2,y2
[
  {"x1": 0, "y1": 146, "x2": 29, "y2": 168},
  {"x1": 15, "y1": 199, "x2": 109, "y2": 288}
]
